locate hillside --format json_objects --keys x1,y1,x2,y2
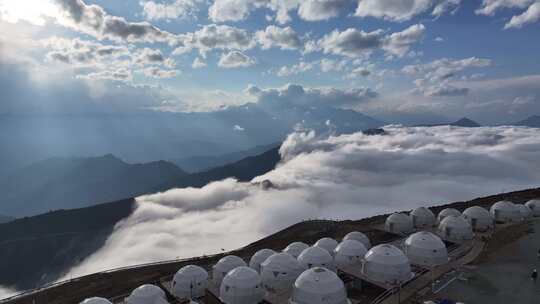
[
  {"x1": 0, "y1": 146, "x2": 282, "y2": 289},
  {"x1": 0, "y1": 155, "x2": 188, "y2": 217},
  {"x1": 171, "y1": 143, "x2": 279, "y2": 173},
  {"x1": 419, "y1": 117, "x2": 481, "y2": 127},
  {"x1": 0, "y1": 214, "x2": 13, "y2": 224},
  {"x1": 514, "y1": 115, "x2": 540, "y2": 127}
]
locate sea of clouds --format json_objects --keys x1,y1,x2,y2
[{"x1": 62, "y1": 125, "x2": 540, "y2": 279}]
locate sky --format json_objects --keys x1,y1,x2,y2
[{"x1": 0, "y1": 0, "x2": 539, "y2": 124}]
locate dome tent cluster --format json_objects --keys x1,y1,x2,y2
[{"x1": 77, "y1": 198, "x2": 538, "y2": 304}]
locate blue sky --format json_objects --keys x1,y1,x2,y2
[{"x1": 0, "y1": 0, "x2": 539, "y2": 124}]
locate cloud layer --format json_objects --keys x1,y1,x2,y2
[{"x1": 63, "y1": 125, "x2": 540, "y2": 278}]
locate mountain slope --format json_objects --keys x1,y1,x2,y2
[
  {"x1": 514, "y1": 115, "x2": 540, "y2": 127},
  {"x1": 0, "y1": 146, "x2": 282, "y2": 289},
  {"x1": 0, "y1": 214, "x2": 13, "y2": 224},
  {"x1": 171, "y1": 143, "x2": 279, "y2": 173},
  {"x1": 419, "y1": 117, "x2": 481, "y2": 127},
  {"x1": 0, "y1": 155, "x2": 188, "y2": 217}
]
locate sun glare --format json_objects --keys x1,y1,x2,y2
[{"x1": 0, "y1": 0, "x2": 59, "y2": 26}]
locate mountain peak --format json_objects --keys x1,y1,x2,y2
[
  {"x1": 515, "y1": 115, "x2": 540, "y2": 127},
  {"x1": 451, "y1": 117, "x2": 481, "y2": 127}
]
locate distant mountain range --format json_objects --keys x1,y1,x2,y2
[
  {"x1": 0, "y1": 105, "x2": 383, "y2": 177},
  {"x1": 171, "y1": 143, "x2": 279, "y2": 173},
  {"x1": 0, "y1": 214, "x2": 13, "y2": 224},
  {"x1": 0, "y1": 155, "x2": 188, "y2": 217},
  {"x1": 0, "y1": 146, "x2": 281, "y2": 289},
  {"x1": 419, "y1": 117, "x2": 482, "y2": 127},
  {"x1": 514, "y1": 115, "x2": 540, "y2": 128}
]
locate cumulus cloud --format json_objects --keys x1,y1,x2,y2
[
  {"x1": 63, "y1": 125, "x2": 540, "y2": 277},
  {"x1": 173, "y1": 24, "x2": 255, "y2": 56},
  {"x1": 42, "y1": 37, "x2": 129, "y2": 67},
  {"x1": 355, "y1": 0, "x2": 461, "y2": 21},
  {"x1": 476, "y1": 0, "x2": 540, "y2": 29},
  {"x1": 141, "y1": 67, "x2": 180, "y2": 78},
  {"x1": 192, "y1": 57, "x2": 207, "y2": 68},
  {"x1": 504, "y1": 2, "x2": 540, "y2": 29},
  {"x1": 208, "y1": 0, "x2": 348, "y2": 24},
  {"x1": 256, "y1": 25, "x2": 302, "y2": 50},
  {"x1": 275, "y1": 61, "x2": 315, "y2": 77},
  {"x1": 382, "y1": 23, "x2": 426, "y2": 58},
  {"x1": 218, "y1": 51, "x2": 255, "y2": 68},
  {"x1": 246, "y1": 83, "x2": 378, "y2": 108},
  {"x1": 53, "y1": 0, "x2": 175, "y2": 43},
  {"x1": 316, "y1": 28, "x2": 385, "y2": 58},
  {"x1": 403, "y1": 57, "x2": 491, "y2": 97},
  {"x1": 76, "y1": 68, "x2": 133, "y2": 82},
  {"x1": 297, "y1": 0, "x2": 348, "y2": 21},
  {"x1": 314, "y1": 24, "x2": 425, "y2": 58},
  {"x1": 141, "y1": 0, "x2": 201, "y2": 21}
]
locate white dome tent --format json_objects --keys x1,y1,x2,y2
[
  {"x1": 334, "y1": 239, "x2": 368, "y2": 270},
  {"x1": 219, "y1": 266, "x2": 264, "y2": 304},
  {"x1": 171, "y1": 265, "x2": 208, "y2": 300},
  {"x1": 438, "y1": 216, "x2": 473, "y2": 243},
  {"x1": 403, "y1": 231, "x2": 449, "y2": 267},
  {"x1": 126, "y1": 284, "x2": 169, "y2": 304},
  {"x1": 437, "y1": 208, "x2": 461, "y2": 223},
  {"x1": 213, "y1": 255, "x2": 247, "y2": 286},
  {"x1": 516, "y1": 204, "x2": 532, "y2": 219},
  {"x1": 385, "y1": 213, "x2": 414, "y2": 234},
  {"x1": 525, "y1": 199, "x2": 540, "y2": 216},
  {"x1": 283, "y1": 242, "x2": 309, "y2": 258},
  {"x1": 290, "y1": 267, "x2": 350, "y2": 304},
  {"x1": 490, "y1": 201, "x2": 521, "y2": 223},
  {"x1": 79, "y1": 298, "x2": 113, "y2": 304},
  {"x1": 297, "y1": 246, "x2": 335, "y2": 271},
  {"x1": 260, "y1": 252, "x2": 306, "y2": 296},
  {"x1": 362, "y1": 244, "x2": 413, "y2": 286},
  {"x1": 249, "y1": 249, "x2": 276, "y2": 273},
  {"x1": 462, "y1": 206, "x2": 493, "y2": 231},
  {"x1": 314, "y1": 237, "x2": 339, "y2": 256},
  {"x1": 343, "y1": 231, "x2": 371, "y2": 249},
  {"x1": 411, "y1": 207, "x2": 436, "y2": 229}
]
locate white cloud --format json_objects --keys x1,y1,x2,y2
[
  {"x1": 141, "y1": 66, "x2": 180, "y2": 78},
  {"x1": 62, "y1": 125, "x2": 540, "y2": 277},
  {"x1": 141, "y1": 0, "x2": 201, "y2": 21},
  {"x1": 246, "y1": 83, "x2": 378, "y2": 108},
  {"x1": 76, "y1": 68, "x2": 133, "y2": 82},
  {"x1": 476, "y1": 0, "x2": 540, "y2": 29},
  {"x1": 191, "y1": 57, "x2": 207, "y2": 68},
  {"x1": 475, "y1": 0, "x2": 535, "y2": 16},
  {"x1": 233, "y1": 124, "x2": 245, "y2": 131},
  {"x1": 504, "y1": 2, "x2": 540, "y2": 28},
  {"x1": 382, "y1": 23, "x2": 425, "y2": 58},
  {"x1": 317, "y1": 28, "x2": 385, "y2": 58},
  {"x1": 52, "y1": 0, "x2": 176, "y2": 43},
  {"x1": 275, "y1": 61, "x2": 314, "y2": 76},
  {"x1": 208, "y1": 0, "x2": 253, "y2": 22},
  {"x1": 355, "y1": 0, "x2": 461, "y2": 22},
  {"x1": 256, "y1": 25, "x2": 301, "y2": 50},
  {"x1": 434, "y1": 36, "x2": 444, "y2": 42},
  {"x1": 314, "y1": 24, "x2": 425, "y2": 58},
  {"x1": 173, "y1": 24, "x2": 255, "y2": 56},
  {"x1": 208, "y1": 0, "x2": 347, "y2": 24},
  {"x1": 297, "y1": 0, "x2": 348, "y2": 21},
  {"x1": 218, "y1": 50, "x2": 255, "y2": 68}
]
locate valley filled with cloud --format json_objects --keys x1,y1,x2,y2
[{"x1": 63, "y1": 125, "x2": 540, "y2": 278}]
